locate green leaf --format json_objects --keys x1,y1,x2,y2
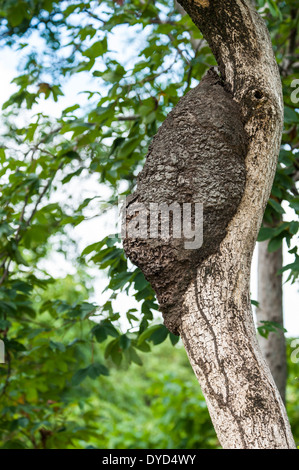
[
  {"x1": 128, "y1": 347, "x2": 143, "y2": 366},
  {"x1": 119, "y1": 334, "x2": 131, "y2": 350},
  {"x1": 284, "y1": 106, "x2": 299, "y2": 124},
  {"x1": 267, "y1": 198, "x2": 285, "y2": 215},
  {"x1": 289, "y1": 197, "x2": 299, "y2": 212},
  {"x1": 87, "y1": 363, "x2": 109, "y2": 379},
  {"x1": 109, "y1": 271, "x2": 133, "y2": 291},
  {"x1": 91, "y1": 324, "x2": 107, "y2": 343},
  {"x1": 101, "y1": 320, "x2": 119, "y2": 338},
  {"x1": 72, "y1": 368, "x2": 90, "y2": 386},
  {"x1": 13, "y1": 248, "x2": 29, "y2": 266},
  {"x1": 289, "y1": 221, "x2": 298, "y2": 235},
  {"x1": 105, "y1": 339, "x2": 122, "y2": 366},
  {"x1": 149, "y1": 324, "x2": 169, "y2": 345},
  {"x1": 81, "y1": 240, "x2": 106, "y2": 256},
  {"x1": 257, "y1": 321, "x2": 287, "y2": 339},
  {"x1": 134, "y1": 271, "x2": 149, "y2": 291},
  {"x1": 49, "y1": 341, "x2": 66, "y2": 352},
  {"x1": 118, "y1": 137, "x2": 142, "y2": 159},
  {"x1": 278, "y1": 257, "x2": 299, "y2": 275},
  {"x1": 267, "y1": 236, "x2": 283, "y2": 252},
  {"x1": 169, "y1": 332, "x2": 180, "y2": 346},
  {"x1": 137, "y1": 324, "x2": 162, "y2": 345},
  {"x1": 0, "y1": 148, "x2": 6, "y2": 162},
  {"x1": 257, "y1": 226, "x2": 275, "y2": 242},
  {"x1": 82, "y1": 39, "x2": 108, "y2": 59}
]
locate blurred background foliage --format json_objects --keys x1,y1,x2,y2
[{"x1": 0, "y1": 0, "x2": 298, "y2": 448}]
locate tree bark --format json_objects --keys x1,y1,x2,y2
[
  {"x1": 124, "y1": 0, "x2": 296, "y2": 448},
  {"x1": 257, "y1": 240, "x2": 287, "y2": 403},
  {"x1": 176, "y1": 0, "x2": 295, "y2": 449}
]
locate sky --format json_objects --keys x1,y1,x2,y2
[{"x1": 0, "y1": 30, "x2": 298, "y2": 337}]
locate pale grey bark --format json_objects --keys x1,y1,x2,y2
[{"x1": 257, "y1": 241, "x2": 287, "y2": 403}]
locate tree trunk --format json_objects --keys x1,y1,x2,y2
[
  {"x1": 176, "y1": 0, "x2": 294, "y2": 449},
  {"x1": 257, "y1": 240, "x2": 287, "y2": 403},
  {"x1": 175, "y1": 1, "x2": 289, "y2": 402},
  {"x1": 124, "y1": 0, "x2": 296, "y2": 448}
]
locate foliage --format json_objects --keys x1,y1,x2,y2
[
  {"x1": 85, "y1": 341, "x2": 218, "y2": 450},
  {"x1": 286, "y1": 340, "x2": 299, "y2": 444},
  {"x1": 0, "y1": 0, "x2": 298, "y2": 449},
  {"x1": 257, "y1": 320, "x2": 287, "y2": 339},
  {"x1": 0, "y1": 334, "x2": 298, "y2": 449},
  {"x1": 255, "y1": 0, "x2": 299, "y2": 283}
]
